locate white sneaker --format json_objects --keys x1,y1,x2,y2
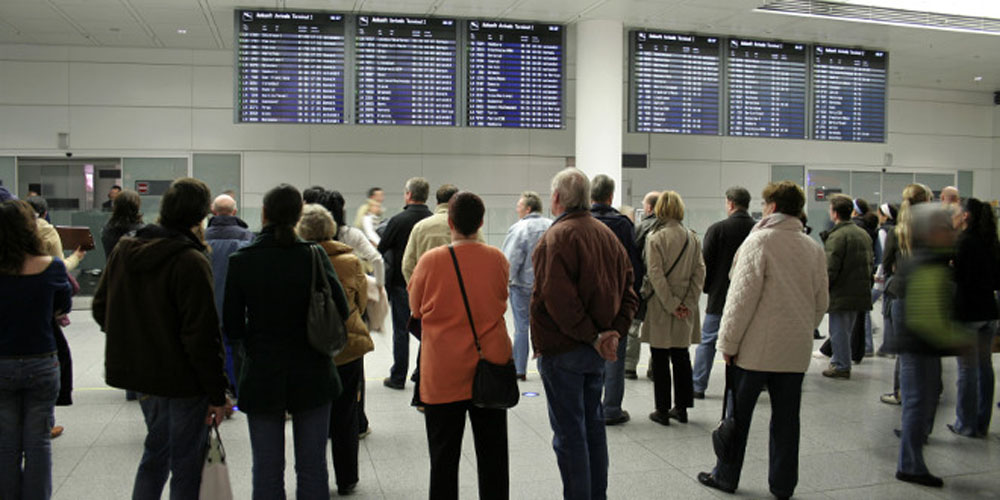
[{"x1": 812, "y1": 350, "x2": 828, "y2": 359}]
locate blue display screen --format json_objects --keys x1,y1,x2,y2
[
  {"x1": 812, "y1": 46, "x2": 887, "y2": 143},
  {"x1": 355, "y1": 15, "x2": 457, "y2": 126},
  {"x1": 236, "y1": 10, "x2": 346, "y2": 124},
  {"x1": 632, "y1": 31, "x2": 720, "y2": 135},
  {"x1": 727, "y1": 38, "x2": 807, "y2": 139},
  {"x1": 467, "y1": 21, "x2": 564, "y2": 128}
]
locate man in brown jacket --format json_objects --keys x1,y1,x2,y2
[{"x1": 531, "y1": 167, "x2": 638, "y2": 500}]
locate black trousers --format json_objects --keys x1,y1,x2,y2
[
  {"x1": 713, "y1": 366, "x2": 804, "y2": 498},
  {"x1": 330, "y1": 358, "x2": 363, "y2": 489},
  {"x1": 424, "y1": 400, "x2": 508, "y2": 500},
  {"x1": 651, "y1": 347, "x2": 693, "y2": 410},
  {"x1": 358, "y1": 361, "x2": 369, "y2": 433}
]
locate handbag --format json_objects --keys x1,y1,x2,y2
[
  {"x1": 712, "y1": 364, "x2": 739, "y2": 463},
  {"x1": 306, "y1": 244, "x2": 347, "y2": 358},
  {"x1": 199, "y1": 423, "x2": 233, "y2": 500},
  {"x1": 365, "y1": 275, "x2": 389, "y2": 332},
  {"x1": 448, "y1": 246, "x2": 520, "y2": 410}
]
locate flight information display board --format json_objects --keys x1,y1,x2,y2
[
  {"x1": 812, "y1": 46, "x2": 888, "y2": 142},
  {"x1": 727, "y1": 38, "x2": 807, "y2": 138},
  {"x1": 467, "y1": 21, "x2": 564, "y2": 128},
  {"x1": 631, "y1": 31, "x2": 720, "y2": 135},
  {"x1": 235, "y1": 10, "x2": 346, "y2": 124},
  {"x1": 355, "y1": 15, "x2": 457, "y2": 126}
]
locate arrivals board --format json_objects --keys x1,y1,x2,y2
[
  {"x1": 812, "y1": 46, "x2": 888, "y2": 142},
  {"x1": 726, "y1": 38, "x2": 807, "y2": 138},
  {"x1": 235, "y1": 10, "x2": 346, "y2": 124},
  {"x1": 631, "y1": 31, "x2": 721, "y2": 134},
  {"x1": 466, "y1": 21, "x2": 564, "y2": 128},
  {"x1": 355, "y1": 15, "x2": 457, "y2": 126}
]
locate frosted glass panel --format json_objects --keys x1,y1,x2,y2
[
  {"x1": 771, "y1": 164, "x2": 804, "y2": 186},
  {"x1": 914, "y1": 173, "x2": 954, "y2": 201},
  {"x1": 193, "y1": 153, "x2": 241, "y2": 205},
  {"x1": 882, "y1": 173, "x2": 913, "y2": 204},
  {"x1": 0, "y1": 157, "x2": 13, "y2": 190},
  {"x1": 957, "y1": 170, "x2": 973, "y2": 199},
  {"x1": 123, "y1": 157, "x2": 188, "y2": 220}
]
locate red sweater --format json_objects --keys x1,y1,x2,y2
[{"x1": 408, "y1": 242, "x2": 512, "y2": 404}]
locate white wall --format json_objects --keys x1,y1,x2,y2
[{"x1": 0, "y1": 37, "x2": 995, "y2": 240}]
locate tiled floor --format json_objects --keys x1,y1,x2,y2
[{"x1": 51, "y1": 303, "x2": 1000, "y2": 499}]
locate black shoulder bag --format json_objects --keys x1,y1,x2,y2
[
  {"x1": 448, "y1": 246, "x2": 520, "y2": 409},
  {"x1": 306, "y1": 244, "x2": 347, "y2": 358},
  {"x1": 712, "y1": 364, "x2": 739, "y2": 463}
]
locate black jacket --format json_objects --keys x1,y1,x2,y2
[
  {"x1": 954, "y1": 230, "x2": 1000, "y2": 322},
  {"x1": 702, "y1": 210, "x2": 755, "y2": 314},
  {"x1": 591, "y1": 204, "x2": 642, "y2": 296},
  {"x1": 93, "y1": 225, "x2": 229, "y2": 406},
  {"x1": 377, "y1": 203, "x2": 432, "y2": 289},
  {"x1": 101, "y1": 221, "x2": 144, "y2": 260},
  {"x1": 206, "y1": 215, "x2": 254, "y2": 241}
]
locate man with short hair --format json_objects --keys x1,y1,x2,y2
[
  {"x1": 93, "y1": 178, "x2": 229, "y2": 498},
  {"x1": 401, "y1": 184, "x2": 482, "y2": 282},
  {"x1": 532, "y1": 168, "x2": 638, "y2": 500},
  {"x1": 692, "y1": 187, "x2": 755, "y2": 398},
  {"x1": 355, "y1": 187, "x2": 385, "y2": 243},
  {"x1": 940, "y1": 186, "x2": 959, "y2": 206},
  {"x1": 625, "y1": 190, "x2": 660, "y2": 379},
  {"x1": 378, "y1": 177, "x2": 433, "y2": 389},
  {"x1": 589, "y1": 174, "x2": 642, "y2": 426},
  {"x1": 205, "y1": 194, "x2": 254, "y2": 397},
  {"x1": 501, "y1": 191, "x2": 552, "y2": 381},
  {"x1": 822, "y1": 194, "x2": 873, "y2": 379},
  {"x1": 102, "y1": 185, "x2": 122, "y2": 211}
]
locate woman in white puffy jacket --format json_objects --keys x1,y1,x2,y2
[{"x1": 697, "y1": 181, "x2": 829, "y2": 500}]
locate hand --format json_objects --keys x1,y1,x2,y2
[
  {"x1": 205, "y1": 396, "x2": 233, "y2": 426},
  {"x1": 594, "y1": 330, "x2": 619, "y2": 361},
  {"x1": 723, "y1": 353, "x2": 734, "y2": 365},
  {"x1": 672, "y1": 304, "x2": 690, "y2": 319},
  {"x1": 71, "y1": 247, "x2": 86, "y2": 261}
]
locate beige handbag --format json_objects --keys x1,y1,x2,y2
[
  {"x1": 199, "y1": 424, "x2": 233, "y2": 500},
  {"x1": 366, "y1": 275, "x2": 390, "y2": 333}
]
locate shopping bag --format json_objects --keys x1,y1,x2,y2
[{"x1": 199, "y1": 423, "x2": 233, "y2": 500}]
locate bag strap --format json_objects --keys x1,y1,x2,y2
[
  {"x1": 448, "y1": 245, "x2": 482, "y2": 358},
  {"x1": 309, "y1": 244, "x2": 319, "y2": 290},
  {"x1": 663, "y1": 230, "x2": 691, "y2": 280}
]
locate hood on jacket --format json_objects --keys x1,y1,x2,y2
[
  {"x1": 208, "y1": 215, "x2": 249, "y2": 229},
  {"x1": 115, "y1": 225, "x2": 205, "y2": 272},
  {"x1": 751, "y1": 213, "x2": 802, "y2": 233}
]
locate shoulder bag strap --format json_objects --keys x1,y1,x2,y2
[
  {"x1": 663, "y1": 230, "x2": 691, "y2": 279},
  {"x1": 448, "y1": 245, "x2": 482, "y2": 358}
]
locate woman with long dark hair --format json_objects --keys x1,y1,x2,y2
[
  {"x1": 224, "y1": 184, "x2": 349, "y2": 498},
  {"x1": 0, "y1": 200, "x2": 72, "y2": 500},
  {"x1": 948, "y1": 197, "x2": 1000, "y2": 438},
  {"x1": 101, "y1": 189, "x2": 144, "y2": 258}
]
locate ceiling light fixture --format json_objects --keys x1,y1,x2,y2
[
  {"x1": 177, "y1": 29, "x2": 188, "y2": 34},
  {"x1": 974, "y1": 75, "x2": 984, "y2": 81},
  {"x1": 757, "y1": 0, "x2": 1000, "y2": 36}
]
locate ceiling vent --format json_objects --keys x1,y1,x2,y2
[{"x1": 758, "y1": 0, "x2": 1000, "y2": 35}]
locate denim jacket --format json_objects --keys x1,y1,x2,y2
[{"x1": 501, "y1": 213, "x2": 552, "y2": 288}]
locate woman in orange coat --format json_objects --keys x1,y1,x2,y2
[{"x1": 408, "y1": 192, "x2": 513, "y2": 500}]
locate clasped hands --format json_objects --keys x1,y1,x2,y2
[
  {"x1": 594, "y1": 330, "x2": 619, "y2": 361},
  {"x1": 672, "y1": 304, "x2": 692, "y2": 320}
]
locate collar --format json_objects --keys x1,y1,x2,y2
[
  {"x1": 434, "y1": 204, "x2": 449, "y2": 215},
  {"x1": 523, "y1": 213, "x2": 543, "y2": 220},
  {"x1": 404, "y1": 203, "x2": 428, "y2": 212},
  {"x1": 590, "y1": 203, "x2": 619, "y2": 215},
  {"x1": 553, "y1": 208, "x2": 588, "y2": 225},
  {"x1": 208, "y1": 215, "x2": 248, "y2": 228},
  {"x1": 730, "y1": 210, "x2": 751, "y2": 219}
]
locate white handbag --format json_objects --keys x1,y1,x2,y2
[{"x1": 199, "y1": 423, "x2": 233, "y2": 500}]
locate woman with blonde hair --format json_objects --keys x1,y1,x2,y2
[
  {"x1": 296, "y1": 203, "x2": 374, "y2": 495},
  {"x1": 641, "y1": 190, "x2": 706, "y2": 425}
]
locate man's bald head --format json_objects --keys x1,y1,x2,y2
[
  {"x1": 212, "y1": 194, "x2": 237, "y2": 216},
  {"x1": 940, "y1": 186, "x2": 959, "y2": 205},
  {"x1": 643, "y1": 191, "x2": 661, "y2": 214}
]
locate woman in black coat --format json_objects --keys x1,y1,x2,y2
[{"x1": 948, "y1": 198, "x2": 1000, "y2": 438}]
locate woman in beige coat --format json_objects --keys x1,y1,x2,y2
[{"x1": 641, "y1": 191, "x2": 705, "y2": 425}]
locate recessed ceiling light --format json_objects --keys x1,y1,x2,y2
[
  {"x1": 974, "y1": 76, "x2": 984, "y2": 81},
  {"x1": 177, "y1": 29, "x2": 188, "y2": 34}
]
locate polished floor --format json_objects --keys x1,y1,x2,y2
[{"x1": 50, "y1": 303, "x2": 1000, "y2": 499}]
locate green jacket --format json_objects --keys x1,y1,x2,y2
[
  {"x1": 223, "y1": 228, "x2": 348, "y2": 414},
  {"x1": 824, "y1": 221, "x2": 873, "y2": 311}
]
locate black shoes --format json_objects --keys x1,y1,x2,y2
[
  {"x1": 338, "y1": 482, "x2": 358, "y2": 495},
  {"x1": 382, "y1": 378, "x2": 404, "y2": 390},
  {"x1": 649, "y1": 410, "x2": 670, "y2": 426},
  {"x1": 624, "y1": 370, "x2": 638, "y2": 380},
  {"x1": 666, "y1": 407, "x2": 688, "y2": 423},
  {"x1": 697, "y1": 472, "x2": 735, "y2": 494},
  {"x1": 517, "y1": 374, "x2": 527, "y2": 381},
  {"x1": 605, "y1": 410, "x2": 631, "y2": 426},
  {"x1": 896, "y1": 471, "x2": 943, "y2": 487},
  {"x1": 693, "y1": 391, "x2": 705, "y2": 400}
]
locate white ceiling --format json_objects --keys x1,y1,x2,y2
[{"x1": 0, "y1": 0, "x2": 997, "y2": 91}]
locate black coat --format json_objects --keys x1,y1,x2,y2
[
  {"x1": 702, "y1": 210, "x2": 755, "y2": 314},
  {"x1": 591, "y1": 204, "x2": 642, "y2": 295},
  {"x1": 377, "y1": 204, "x2": 432, "y2": 289},
  {"x1": 954, "y1": 230, "x2": 1000, "y2": 322}
]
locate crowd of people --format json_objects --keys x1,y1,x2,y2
[{"x1": 0, "y1": 168, "x2": 996, "y2": 499}]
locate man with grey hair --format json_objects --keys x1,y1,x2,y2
[
  {"x1": 378, "y1": 177, "x2": 432, "y2": 389},
  {"x1": 532, "y1": 168, "x2": 638, "y2": 499},
  {"x1": 589, "y1": 174, "x2": 642, "y2": 426},
  {"x1": 501, "y1": 191, "x2": 552, "y2": 380},
  {"x1": 625, "y1": 190, "x2": 660, "y2": 379}
]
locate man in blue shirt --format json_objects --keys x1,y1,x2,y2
[{"x1": 500, "y1": 191, "x2": 552, "y2": 380}]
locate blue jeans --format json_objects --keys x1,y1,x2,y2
[
  {"x1": 0, "y1": 356, "x2": 60, "y2": 500},
  {"x1": 828, "y1": 311, "x2": 858, "y2": 371},
  {"x1": 388, "y1": 285, "x2": 411, "y2": 385},
  {"x1": 133, "y1": 395, "x2": 210, "y2": 500},
  {"x1": 248, "y1": 403, "x2": 332, "y2": 500},
  {"x1": 509, "y1": 285, "x2": 532, "y2": 376},
  {"x1": 954, "y1": 321, "x2": 996, "y2": 437},
  {"x1": 898, "y1": 353, "x2": 941, "y2": 475},
  {"x1": 712, "y1": 366, "x2": 803, "y2": 498},
  {"x1": 539, "y1": 346, "x2": 608, "y2": 500},
  {"x1": 692, "y1": 313, "x2": 721, "y2": 393},
  {"x1": 602, "y1": 326, "x2": 629, "y2": 419}
]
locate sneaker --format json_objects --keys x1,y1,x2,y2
[
  {"x1": 605, "y1": 410, "x2": 631, "y2": 426},
  {"x1": 822, "y1": 366, "x2": 850, "y2": 379},
  {"x1": 50, "y1": 425, "x2": 64, "y2": 439},
  {"x1": 812, "y1": 350, "x2": 829, "y2": 359},
  {"x1": 382, "y1": 378, "x2": 405, "y2": 390},
  {"x1": 624, "y1": 370, "x2": 638, "y2": 380},
  {"x1": 880, "y1": 392, "x2": 901, "y2": 405},
  {"x1": 896, "y1": 471, "x2": 943, "y2": 487},
  {"x1": 649, "y1": 410, "x2": 670, "y2": 426}
]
